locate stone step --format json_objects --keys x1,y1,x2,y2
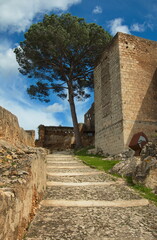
[
  {"x1": 40, "y1": 199, "x2": 149, "y2": 208},
  {"x1": 47, "y1": 158, "x2": 76, "y2": 161},
  {"x1": 46, "y1": 180, "x2": 124, "y2": 187},
  {"x1": 47, "y1": 154, "x2": 74, "y2": 157},
  {"x1": 47, "y1": 171, "x2": 104, "y2": 176},
  {"x1": 47, "y1": 173, "x2": 115, "y2": 182},
  {"x1": 47, "y1": 159, "x2": 76, "y2": 161},
  {"x1": 47, "y1": 168, "x2": 96, "y2": 174},
  {"x1": 24, "y1": 153, "x2": 157, "y2": 240},
  {"x1": 46, "y1": 156, "x2": 75, "y2": 159},
  {"x1": 24, "y1": 203, "x2": 157, "y2": 240},
  {"x1": 47, "y1": 166, "x2": 88, "y2": 169},
  {"x1": 47, "y1": 161, "x2": 80, "y2": 164},
  {"x1": 45, "y1": 184, "x2": 141, "y2": 201}
]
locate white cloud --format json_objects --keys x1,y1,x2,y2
[
  {"x1": 0, "y1": 41, "x2": 29, "y2": 105},
  {"x1": 146, "y1": 22, "x2": 154, "y2": 31},
  {"x1": 0, "y1": 39, "x2": 12, "y2": 52},
  {"x1": 44, "y1": 103, "x2": 66, "y2": 113},
  {"x1": 0, "y1": 0, "x2": 82, "y2": 32},
  {"x1": 0, "y1": 46, "x2": 19, "y2": 77},
  {"x1": 131, "y1": 22, "x2": 154, "y2": 32},
  {"x1": 130, "y1": 23, "x2": 145, "y2": 32},
  {"x1": 108, "y1": 18, "x2": 153, "y2": 36},
  {"x1": 93, "y1": 6, "x2": 103, "y2": 14},
  {"x1": 108, "y1": 18, "x2": 130, "y2": 36}
]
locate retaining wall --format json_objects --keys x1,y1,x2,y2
[{"x1": 0, "y1": 148, "x2": 47, "y2": 240}]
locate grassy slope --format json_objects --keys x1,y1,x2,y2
[
  {"x1": 75, "y1": 147, "x2": 120, "y2": 172},
  {"x1": 79, "y1": 156, "x2": 120, "y2": 172},
  {"x1": 75, "y1": 148, "x2": 157, "y2": 204}
]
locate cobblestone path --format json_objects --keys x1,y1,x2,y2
[{"x1": 25, "y1": 152, "x2": 157, "y2": 240}]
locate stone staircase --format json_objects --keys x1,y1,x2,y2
[{"x1": 25, "y1": 152, "x2": 157, "y2": 240}]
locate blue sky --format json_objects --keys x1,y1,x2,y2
[{"x1": 0, "y1": 0, "x2": 157, "y2": 137}]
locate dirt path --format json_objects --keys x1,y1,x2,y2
[{"x1": 24, "y1": 152, "x2": 157, "y2": 240}]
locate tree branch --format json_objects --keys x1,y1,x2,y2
[{"x1": 46, "y1": 86, "x2": 68, "y2": 90}]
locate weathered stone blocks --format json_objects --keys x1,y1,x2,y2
[
  {"x1": 0, "y1": 106, "x2": 35, "y2": 147},
  {"x1": 94, "y1": 32, "x2": 157, "y2": 154},
  {"x1": 0, "y1": 146, "x2": 47, "y2": 240},
  {"x1": 36, "y1": 123, "x2": 94, "y2": 151},
  {"x1": 0, "y1": 106, "x2": 46, "y2": 239}
]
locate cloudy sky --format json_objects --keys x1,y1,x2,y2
[{"x1": 0, "y1": 0, "x2": 157, "y2": 138}]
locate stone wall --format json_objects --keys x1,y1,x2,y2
[
  {"x1": 36, "y1": 124, "x2": 94, "y2": 151},
  {"x1": 94, "y1": 32, "x2": 157, "y2": 154},
  {"x1": 36, "y1": 125, "x2": 75, "y2": 150},
  {"x1": 119, "y1": 33, "x2": 157, "y2": 147},
  {"x1": 0, "y1": 144, "x2": 47, "y2": 240},
  {"x1": 0, "y1": 106, "x2": 46, "y2": 239},
  {"x1": 94, "y1": 34, "x2": 123, "y2": 154},
  {"x1": 84, "y1": 103, "x2": 95, "y2": 131},
  {"x1": 0, "y1": 106, "x2": 35, "y2": 147}
]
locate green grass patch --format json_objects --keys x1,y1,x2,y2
[
  {"x1": 133, "y1": 185, "x2": 157, "y2": 203},
  {"x1": 81, "y1": 156, "x2": 120, "y2": 172},
  {"x1": 125, "y1": 176, "x2": 157, "y2": 204},
  {"x1": 75, "y1": 147, "x2": 120, "y2": 172}
]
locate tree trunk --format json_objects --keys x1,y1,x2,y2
[{"x1": 68, "y1": 86, "x2": 82, "y2": 148}]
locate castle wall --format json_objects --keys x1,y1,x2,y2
[
  {"x1": 94, "y1": 33, "x2": 157, "y2": 154},
  {"x1": 36, "y1": 124, "x2": 94, "y2": 151},
  {"x1": 0, "y1": 106, "x2": 35, "y2": 147},
  {"x1": 36, "y1": 126, "x2": 75, "y2": 150},
  {"x1": 119, "y1": 33, "x2": 157, "y2": 147},
  {"x1": 94, "y1": 35, "x2": 124, "y2": 154},
  {"x1": 84, "y1": 103, "x2": 95, "y2": 131}
]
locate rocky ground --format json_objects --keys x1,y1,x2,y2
[
  {"x1": 110, "y1": 142, "x2": 157, "y2": 193},
  {"x1": 24, "y1": 152, "x2": 157, "y2": 240}
]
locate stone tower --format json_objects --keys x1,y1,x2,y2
[{"x1": 94, "y1": 32, "x2": 157, "y2": 154}]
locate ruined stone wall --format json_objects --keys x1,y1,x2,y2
[
  {"x1": 94, "y1": 35, "x2": 124, "y2": 154},
  {"x1": 94, "y1": 32, "x2": 157, "y2": 154},
  {"x1": 36, "y1": 125, "x2": 75, "y2": 150},
  {"x1": 36, "y1": 124, "x2": 94, "y2": 150},
  {"x1": 119, "y1": 33, "x2": 157, "y2": 147},
  {"x1": 0, "y1": 143, "x2": 47, "y2": 240},
  {"x1": 0, "y1": 106, "x2": 35, "y2": 147},
  {"x1": 0, "y1": 106, "x2": 46, "y2": 239}
]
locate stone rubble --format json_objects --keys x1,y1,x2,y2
[
  {"x1": 110, "y1": 142, "x2": 157, "y2": 192},
  {"x1": 88, "y1": 147, "x2": 134, "y2": 161}
]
